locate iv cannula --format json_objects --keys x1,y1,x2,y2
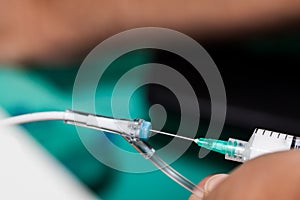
[
  {"x1": 6, "y1": 109, "x2": 293, "y2": 164},
  {"x1": 0, "y1": 110, "x2": 205, "y2": 198}
]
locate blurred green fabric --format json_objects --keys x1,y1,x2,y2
[{"x1": 0, "y1": 51, "x2": 236, "y2": 199}]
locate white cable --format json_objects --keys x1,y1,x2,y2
[
  {"x1": 0, "y1": 110, "x2": 204, "y2": 196},
  {"x1": 0, "y1": 112, "x2": 67, "y2": 126}
]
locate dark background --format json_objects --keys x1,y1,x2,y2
[{"x1": 148, "y1": 25, "x2": 300, "y2": 142}]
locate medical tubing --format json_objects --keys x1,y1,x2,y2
[
  {"x1": 126, "y1": 138, "x2": 204, "y2": 198},
  {"x1": 0, "y1": 111, "x2": 67, "y2": 126},
  {"x1": 0, "y1": 111, "x2": 204, "y2": 197},
  {"x1": 0, "y1": 111, "x2": 106, "y2": 127},
  {"x1": 150, "y1": 154, "x2": 204, "y2": 196}
]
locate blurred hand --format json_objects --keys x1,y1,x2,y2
[
  {"x1": 0, "y1": 0, "x2": 117, "y2": 64},
  {"x1": 189, "y1": 150, "x2": 300, "y2": 200},
  {"x1": 1, "y1": 0, "x2": 300, "y2": 64}
]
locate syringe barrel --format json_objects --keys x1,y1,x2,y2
[
  {"x1": 291, "y1": 136, "x2": 300, "y2": 149},
  {"x1": 226, "y1": 128, "x2": 299, "y2": 163},
  {"x1": 225, "y1": 138, "x2": 248, "y2": 162}
]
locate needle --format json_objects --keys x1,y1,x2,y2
[{"x1": 150, "y1": 129, "x2": 195, "y2": 142}]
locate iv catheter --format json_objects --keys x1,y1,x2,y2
[
  {"x1": 2, "y1": 110, "x2": 296, "y2": 196},
  {"x1": 0, "y1": 110, "x2": 205, "y2": 198}
]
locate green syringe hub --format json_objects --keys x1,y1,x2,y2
[{"x1": 194, "y1": 138, "x2": 237, "y2": 156}]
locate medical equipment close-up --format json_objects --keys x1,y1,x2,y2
[
  {"x1": 0, "y1": 110, "x2": 204, "y2": 198},
  {"x1": 153, "y1": 128, "x2": 300, "y2": 163},
  {"x1": 1, "y1": 109, "x2": 299, "y2": 198},
  {"x1": 194, "y1": 128, "x2": 300, "y2": 162}
]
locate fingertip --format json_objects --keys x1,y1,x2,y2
[
  {"x1": 204, "y1": 174, "x2": 228, "y2": 194},
  {"x1": 188, "y1": 174, "x2": 228, "y2": 200}
]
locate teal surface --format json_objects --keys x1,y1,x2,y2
[{"x1": 0, "y1": 51, "x2": 237, "y2": 199}]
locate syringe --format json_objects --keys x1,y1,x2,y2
[
  {"x1": 194, "y1": 128, "x2": 300, "y2": 162},
  {"x1": 155, "y1": 128, "x2": 300, "y2": 163}
]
